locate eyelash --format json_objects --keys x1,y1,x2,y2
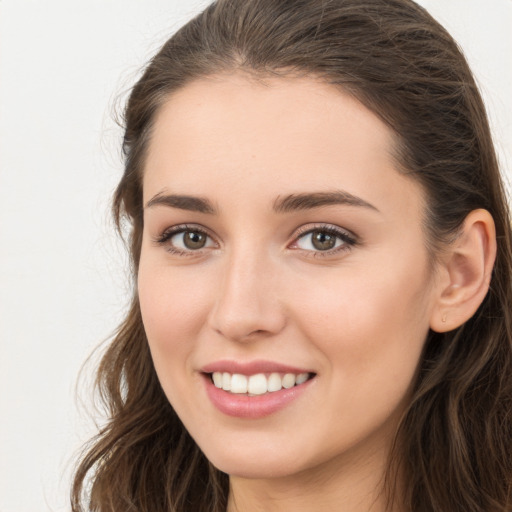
[
  {"x1": 290, "y1": 224, "x2": 358, "y2": 258},
  {"x1": 153, "y1": 223, "x2": 358, "y2": 258},
  {"x1": 153, "y1": 224, "x2": 216, "y2": 257}
]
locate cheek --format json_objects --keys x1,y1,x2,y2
[
  {"x1": 294, "y1": 268, "x2": 428, "y2": 335},
  {"x1": 137, "y1": 261, "x2": 217, "y2": 423},
  {"x1": 137, "y1": 261, "x2": 212, "y2": 367},
  {"x1": 293, "y1": 268, "x2": 431, "y2": 441},
  {"x1": 290, "y1": 256, "x2": 432, "y2": 385}
]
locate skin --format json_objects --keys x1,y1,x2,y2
[{"x1": 138, "y1": 73, "x2": 448, "y2": 512}]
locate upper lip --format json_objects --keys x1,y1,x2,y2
[{"x1": 201, "y1": 359, "x2": 314, "y2": 375}]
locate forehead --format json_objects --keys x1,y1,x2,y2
[
  {"x1": 143, "y1": 73, "x2": 424, "y2": 221},
  {"x1": 147, "y1": 73, "x2": 395, "y2": 170}
]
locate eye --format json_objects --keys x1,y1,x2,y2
[
  {"x1": 154, "y1": 225, "x2": 217, "y2": 255},
  {"x1": 298, "y1": 230, "x2": 341, "y2": 251},
  {"x1": 291, "y1": 225, "x2": 357, "y2": 255},
  {"x1": 173, "y1": 230, "x2": 210, "y2": 250}
]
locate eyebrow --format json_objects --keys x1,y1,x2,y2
[
  {"x1": 145, "y1": 193, "x2": 217, "y2": 214},
  {"x1": 273, "y1": 191, "x2": 379, "y2": 213},
  {"x1": 144, "y1": 189, "x2": 378, "y2": 215}
]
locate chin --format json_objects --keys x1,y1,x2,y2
[
  {"x1": 211, "y1": 458, "x2": 298, "y2": 480},
  {"x1": 200, "y1": 442, "x2": 308, "y2": 480}
]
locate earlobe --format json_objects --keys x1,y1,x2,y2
[{"x1": 430, "y1": 209, "x2": 496, "y2": 333}]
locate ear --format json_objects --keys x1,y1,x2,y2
[{"x1": 430, "y1": 209, "x2": 497, "y2": 333}]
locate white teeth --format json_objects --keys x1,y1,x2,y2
[
  {"x1": 212, "y1": 372, "x2": 223, "y2": 388},
  {"x1": 222, "y1": 372, "x2": 231, "y2": 391},
  {"x1": 211, "y1": 371, "x2": 311, "y2": 394},
  {"x1": 267, "y1": 372, "x2": 282, "y2": 392},
  {"x1": 230, "y1": 374, "x2": 248, "y2": 394},
  {"x1": 282, "y1": 373, "x2": 296, "y2": 389},
  {"x1": 296, "y1": 372, "x2": 309, "y2": 385},
  {"x1": 248, "y1": 373, "x2": 267, "y2": 395}
]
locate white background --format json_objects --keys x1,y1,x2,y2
[{"x1": 0, "y1": 1, "x2": 510, "y2": 511}]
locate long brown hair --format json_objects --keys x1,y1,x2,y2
[{"x1": 72, "y1": 1, "x2": 512, "y2": 510}]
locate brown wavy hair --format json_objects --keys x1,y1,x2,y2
[{"x1": 71, "y1": 1, "x2": 512, "y2": 510}]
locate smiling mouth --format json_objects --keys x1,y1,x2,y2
[{"x1": 209, "y1": 371, "x2": 315, "y2": 395}]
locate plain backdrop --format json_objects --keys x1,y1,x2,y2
[{"x1": 0, "y1": 1, "x2": 511, "y2": 511}]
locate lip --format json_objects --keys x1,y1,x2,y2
[
  {"x1": 201, "y1": 360, "x2": 315, "y2": 419},
  {"x1": 201, "y1": 359, "x2": 313, "y2": 376}
]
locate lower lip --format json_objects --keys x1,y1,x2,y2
[{"x1": 203, "y1": 374, "x2": 314, "y2": 419}]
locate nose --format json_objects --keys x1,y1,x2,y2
[{"x1": 208, "y1": 249, "x2": 287, "y2": 342}]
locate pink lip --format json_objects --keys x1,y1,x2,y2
[
  {"x1": 201, "y1": 359, "x2": 312, "y2": 375},
  {"x1": 200, "y1": 360, "x2": 315, "y2": 419}
]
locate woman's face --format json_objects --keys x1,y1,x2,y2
[{"x1": 138, "y1": 74, "x2": 442, "y2": 480}]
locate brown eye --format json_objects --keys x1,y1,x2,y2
[
  {"x1": 157, "y1": 226, "x2": 216, "y2": 254},
  {"x1": 183, "y1": 231, "x2": 207, "y2": 249},
  {"x1": 294, "y1": 226, "x2": 356, "y2": 254},
  {"x1": 311, "y1": 230, "x2": 337, "y2": 251}
]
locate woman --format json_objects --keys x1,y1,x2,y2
[{"x1": 72, "y1": 0, "x2": 512, "y2": 510}]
